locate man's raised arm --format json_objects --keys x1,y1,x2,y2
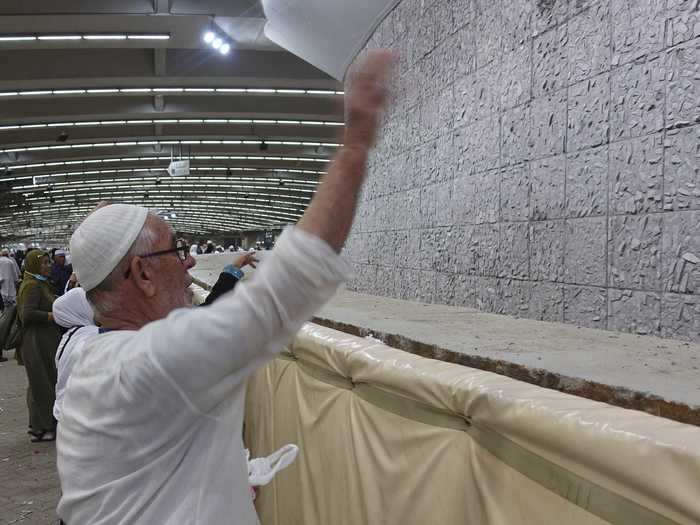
[
  {"x1": 297, "y1": 50, "x2": 395, "y2": 252},
  {"x1": 140, "y1": 50, "x2": 396, "y2": 412}
]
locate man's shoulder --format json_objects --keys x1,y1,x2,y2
[{"x1": 80, "y1": 330, "x2": 139, "y2": 360}]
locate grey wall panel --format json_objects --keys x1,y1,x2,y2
[{"x1": 347, "y1": 0, "x2": 699, "y2": 342}]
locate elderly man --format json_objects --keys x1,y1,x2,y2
[{"x1": 56, "y1": 50, "x2": 393, "y2": 525}]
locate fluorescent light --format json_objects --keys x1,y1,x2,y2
[
  {"x1": 219, "y1": 43, "x2": 231, "y2": 55},
  {"x1": 127, "y1": 34, "x2": 170, "y2": 40},
  {"x1": 0, "y1": 139, "x2": 341, "y2": 155},
  {"x1": 0, "y1": 36, "x2": 37, "y2": 42},
  {"x1": 0, "y1": 86, "x2": 344, "y2": 99},
  {"x1": 203, "y1": 31, "x2": 215, "y2": 44},
  {"x1": 84, "y1": 35, "x2": 127, "y2": 40},
  {"x1": 38, "y1": 35, "x2": 81, "y2": 41},
  {"x1": 212, "y1": 38, "x2": 223, "y2": 49}
]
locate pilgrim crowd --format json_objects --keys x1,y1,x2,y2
[
  {"x1": 0, "y1": 50, "x2": 392, "y2": 524},
  {"x1": 0, "y1": 244, "x2": 258, "y2": 441}
]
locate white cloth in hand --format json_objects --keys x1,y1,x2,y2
[{"x1": 246, "y1": 444, "x2": 299, "y2": 487}]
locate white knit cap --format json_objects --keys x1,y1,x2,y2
[{"x1": 70, "y1": 204, "x2": 149, "y2": 292}]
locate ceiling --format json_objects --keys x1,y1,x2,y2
[{"x1": 0, "y1": 0, "x2": 344, "y2": 246}]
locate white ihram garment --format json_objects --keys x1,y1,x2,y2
[
  {"x1": 56, "y1": 227, "x2": 350, "y2": 525},
  {"x1": 0, "y1": 256, "x2": 20, "y2": 305},
  {"x1": 52, "y1": 288, "x2": 99, "y2": 421}
]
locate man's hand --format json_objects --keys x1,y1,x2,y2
[
  {"x1": 296, "y1": 49, "x2": 395, "y2": 252},
  {"x1": 233, "y1": 253, "x2": 259, "y2": 269},
  {"x1": 344, "y1": 49, "x2": 396, "y2": 152}
]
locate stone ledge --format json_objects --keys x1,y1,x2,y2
[{"x1": 314, "y1": 289, "x2": 700, "y2": 427}]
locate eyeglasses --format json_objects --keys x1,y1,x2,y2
[{"x1": 124, "y1": 238, "x2": 190, "y2": 278}]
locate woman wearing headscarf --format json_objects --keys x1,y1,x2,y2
[
  {"x1": 16, "y1": 250, "x2": 62, "y2": 442},
  {"x1": 52, "y1": 287, "x2": 99, "y2": 422}
]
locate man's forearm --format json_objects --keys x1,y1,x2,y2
[
  {"x1": 296, "y1": 147, "x2": 368, "y2": 253},
  {"x1": 295, "y1": 50, "x2": 394, "y2": 253}
]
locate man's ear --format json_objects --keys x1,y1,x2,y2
[{"x1": 129, "y1": 257, "x2": 157, "y2": 298}]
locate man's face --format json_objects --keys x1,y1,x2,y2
[
  {"x1": 147, "y1": 218, "x2": 197, "y2": 313},
  {"x1": 55, "y1": 255, "x2": 66, "y2": 266}
]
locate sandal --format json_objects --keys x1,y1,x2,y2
[{"x1": 29, "y1": 431, "x2": 56, "y2": 442}]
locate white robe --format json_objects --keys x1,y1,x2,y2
[
  {"x1": 56, "y1": 227, "x2": 350, "y2": 525},
  {"x1": 52, "y1": 288, "x2": 98, "y2": 422},
  {"x1": 0, "y1": 256, "x2": 20, "y2": 304}
]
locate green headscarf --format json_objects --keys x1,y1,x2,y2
[
  {"x1": 17, "y1": 250, "x2": 51, "y2": 310},
  {"x1": 23, "y1": 249, "x2": 48, "y2": 276}
]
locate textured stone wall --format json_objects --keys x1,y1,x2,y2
[{"x1": 345, "y1": 0, "x2": 699, "y2": 342}]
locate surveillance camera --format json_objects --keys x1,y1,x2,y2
[{"x1": 57, "y1": 131, "x2": 69, "y2": 142}]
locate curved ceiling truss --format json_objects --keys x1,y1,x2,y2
[{"x1": 0, "y1": 0, "x2": 345, "y2": 246}]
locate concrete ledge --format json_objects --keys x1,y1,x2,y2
[{"x1": 314, "y1": 289, "x2": 700, "y2": 427}]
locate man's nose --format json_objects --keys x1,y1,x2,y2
[{"x1": 185, "y1": 253, "x2": 196, "y2": 269}]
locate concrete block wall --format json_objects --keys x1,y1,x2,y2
[{"x1": 344, "y1": 0, "x2": 700, "y2": 342}]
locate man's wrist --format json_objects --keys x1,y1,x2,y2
[
  {"x1": 223, "y1": 265, "x2": 244, "y2": 280},
  {"x1": 337, "y1": 145, "x2": 369, "y2": 168}
]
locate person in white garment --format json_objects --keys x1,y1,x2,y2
[
  {"x1": 52, "y1": 286, "x2": 297, "y2": 492},
  {"x1": 51, "y1": 288, "x2": 99, "y2": 422},
  {"x1": 0, "y1": 248, "x2": 21, "y2": 308},
  {"x1": 56, "y1": 50, "x2": 394, "y2": 525}
]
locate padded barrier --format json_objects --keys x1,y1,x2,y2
[{"x1": 245, "y1": 323, "x2": 700, "y2": 525}]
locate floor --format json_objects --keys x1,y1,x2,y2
[{"x1": 0, "y1": 351, "x2": 60, "y2": 525}]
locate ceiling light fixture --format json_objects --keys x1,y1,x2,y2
[
  {"x1": 83, "y1": 34, "x2": 127, "y2": 40},
  {"x1": 127, "y1": 34, "x2": 170, "y2": 40},
  {"x1": 202, "y1": 26, "x2": 233, "y2": 57},
  {"x1": 0, "y1": 142, "x2": 339, "y2": 161},
  {"x1": 0, "y1": 33, "x2": 170, "y2": 43},
  {"x1": 0, "y1": 117, "x2": 342, "y2": 131},
  {"x1": 0, "y1": 87, "x2": 343, "y2": 98},
  {"x1": 0, "y1": 36, "x2": 37, "y2": 41},
  {"x1": 37, "y1": 35, "x2": 81, "y2": 41}
]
